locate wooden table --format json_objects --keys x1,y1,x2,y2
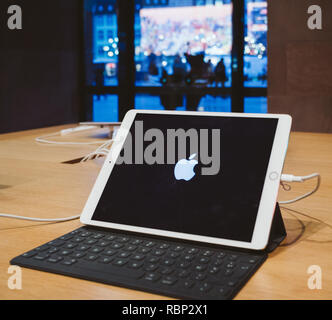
[{"x1": 0, "y1": 125, "x2": 331, "y2": 300}]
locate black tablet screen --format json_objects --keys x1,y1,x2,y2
[{"x1": 92, "y1": 114, "x2": 278, "y2": 242}]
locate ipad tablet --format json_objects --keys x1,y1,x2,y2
[{"x1": 80, "y1": 110, "x2": 292, "y2": 250}]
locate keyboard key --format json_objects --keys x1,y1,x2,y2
[
  {"x1": 98, "y1": 241, "x2": 111, "y2": 247},
  {"x1": 226, "y1": 262, "x2": 236, "y2": 269},
  {"x1": 85, "y1": 254, "x2": 98, "y2": 261},
  {"x1": 227, "y1": 281, "x2": 236, "y2": 287},
  {"x1": 118, "y1": 252, "x2": 131, "y2": 258},
  {"x1": 34, "y1": 253, "x2": 49, "y2": 260},
  {"x1": 72, "y1": 237, "x2": 85, "y2": 243},
  {"x1": 130, "y1": 239, "x2": 143, "y2": 245},
  {"x1": 186, "y1": 248, "x2": 199, "y2": 254},
  {"x1": 124, "y1": 245, "x2": 137, "y2": 252},
  {"x1": 47, "y1": 256, "x2": 63, "y2": 263},
  {"x1": 229, "y1": 254, "x2": 238, "y2": 261},
  {"x1": 161, "y1": 258, "x2": 175, "y2": 266},
  {"x1": 239, "y1": 264, "x2": 251, "y2": 271},
  {"x1": 138, "y1": 247, "x2": 151, "y2": 254},
  {"x1": 234, "y1": 264, "x2": 251, "y2": 278},
  {"x1": 144, "y1": 264, "x2": 158, "y2": 271},
  {"x1": 113, "y1": 259, "x2": 128, "y2": 267},
  {"x1": 85, "y1": 239, "x2": 98, "y2": 245},
  {"x1": 144, "y1": 272, "x2": 160, "y2": 282},
  {"x1": 160, "y1": 267, "x2": 174, "y2": 275},
  {"x1": 224, "y1": 269, "x2": 233, "y2": 277},
  {"x1": 128, "y1": 261, "x2": 143, "y2": 269},
  {"x1": 182, "y1": 280, "x2": 195, "y2": 289},
  {"x1": 69, "y1": 230, "x2": 80, "y2": 235},
  {"x1": 247, "y1": 256, "x2": 260, "y2": 264},
  {"x1": 168, "y1": 252, "x2": 180, "y2": 259},
  {"x1": 22, "y1": 251, "x2": 36, "y2": 258},
  {"x1": 147, "y1": 256, "x2": 159, "y2": 263},
  {"x1": 48, "y1": 240, "x2": 65, "y2": 247},
  {"x1": 198, "y1": 257, "x2": 210, "y2": 264},
  {"x1": 79, "y1": 231, "x2": 92, "y2": 237},
  {"x1": 35, "y1": 245, "x2": 50, "y2": 252},
  {"x1": 117, "y1": 237, "x2": 130, "y2": 243},
  {"x1": 61, "y1": 259, "x2": 77, "y2": 266},
  {"x1": 104, "y1": 249, "x2": 117, "y2": 256},
  {"x1": 90, "y1": 247, "x2": 104, "y2": 254},
  {"x1": 192, "y1": 272, "x2": 206, "y2": 281},
  {"x1": 178, "y1": 270, "x2": 190, "y2": 278},
  {"x1": 59, "y1": 250, "x2": 72, "y2": 256},
  {"x1": 132, "y1": 254, "x2": 145, "y2": 261},
  {"x1": 80, "y1": 260, "x2": 144, "y2": 280},
  {"x1": 151, "y1": 249, "x2": 165, "y2": 256},
  {"x1": 104, "y1": 235, "x2": 116, "y2": 241},
  {"x1": 144, "y1": 241, "x2": 156, "y2": 248},
  {"x1": 201, "y1": 250, "x2": 214, "y2": 257},
  {"x1": 161, "y1": 276, "x2": 177, "y2": 286},
  {"x1": 92, "y1": 233, "x2": 104, "y2": 239},
  {"x1": 76, "y1": 245, "x2": 90, "y2": 251},
  {"x1": 216, "y1": 286, "x2": 231, "y2": 297},
  {"x1": 208, "y1": 266, "x2": 220, "y2": 275},
  {"x1": 64, "y1": 243, "x2": 77, "y2": 249},
  {"x1": 98, "y1": 257, "x2": 113, "y2": 264},
  {"x1": 197, "y1": 282, "x2": 212, "y2": 293},
  {"x1": 216, "y1": 252, "x2": 226, "y2": 259},
  {"x1": 47, "y1": 247, "x2": 59, "y2": 254},
  {"x1": 194, "y1": 264, "x2": 207, "y2": 272},
  {"x1": 213, "y1": 259, "x2": 223, "y2": 266},
  {"x1": 111, "y1": 243, "x2": 123, "y2": 249},
  {"x1": 183, "y1": 254, "x2": 195, "y2": 261},
  {"x1": 59, "y1": 234, "x2": 74, "y2": 241},
  {"x1": 172, "y1": 245, "x2": 184, "y2": 252},
  {"x1": 178, "y1": 261, "x2": 191, "y2": 269},
  {"x1": 72, "y1": 252, "x2": 86, "y2": 258},
  {"x1": 158, "y1": 243, "x2": 170, "y2": 249}
]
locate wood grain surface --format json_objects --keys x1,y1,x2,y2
[{"x1": 0, "y1": 125, "x2": 331, "y2": 299}]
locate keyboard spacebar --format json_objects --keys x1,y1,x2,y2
[{"x1": 75, "y1": 263, "x2": 145, "y2": 280}]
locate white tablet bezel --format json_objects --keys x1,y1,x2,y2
[{"x1": 80, "y1": 110, "x2": 292, "y2": 250}]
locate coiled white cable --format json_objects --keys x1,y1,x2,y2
[{"x1": 279, "y1": 173, "x2": 321, "y2": 204}]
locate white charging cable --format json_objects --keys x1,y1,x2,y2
[
  {"x1": 0, "y1": 125, "x2": 116, "y2": 222},
  {"x1": 35, "y1": 125, "x2": 110, "y2": 146},
  {"x1": 279, "y1": 173, "x2": 321, "y2": 204},
  {"x1": 0, "y1": 213, "x2": 80, "y2": 222}
]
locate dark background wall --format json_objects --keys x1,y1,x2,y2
[
  {"x1": 1, "y1": 1, "x2": 332, "y2": 134},
  {"x1": 268, "y1": 0, "x2": 332, "y2": 132},
  {"x1": 0, "y1": 0, "x2": 82, "y2": 134}
]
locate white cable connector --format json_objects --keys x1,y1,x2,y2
[
  {"x1": 60, "y1": 125, "x2": 97, "y2": 136},
  {"x1": 281, "y1": 173, "x2": 319, "y2": 183},
  {"x1": 279, "y1": 173, "x2": 321, "y2": 204}
]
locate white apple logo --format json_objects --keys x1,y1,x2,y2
[{"x1": 174, "y1": 154, "x2": 198, "y2": 181}]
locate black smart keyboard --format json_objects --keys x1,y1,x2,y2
[{"x1": 11, "y1": 226, "x2": 267, "y2": 300}]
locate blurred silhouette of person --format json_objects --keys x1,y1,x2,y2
[
  {"x1": 206, "y1": 59, "x2": 214, "y2": 85},
  {"x1": 148, "y1": 53, "x2": 158, "y2": 76},
  {"x1": 95, "y1": 66, "x2": 105, "y2": 100},
  {"x1": 185, "y1": 53, "x2": 205, "y2": 80},
  {"x1": 215, "y1": 58, "x2": 227, "y2": 87},
  {"x1": 160, "y1": 68, "x2": 169, "y2": 85},
  {"x1": 172, "y1": 55, "x2": 187, "y2": 83}
]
